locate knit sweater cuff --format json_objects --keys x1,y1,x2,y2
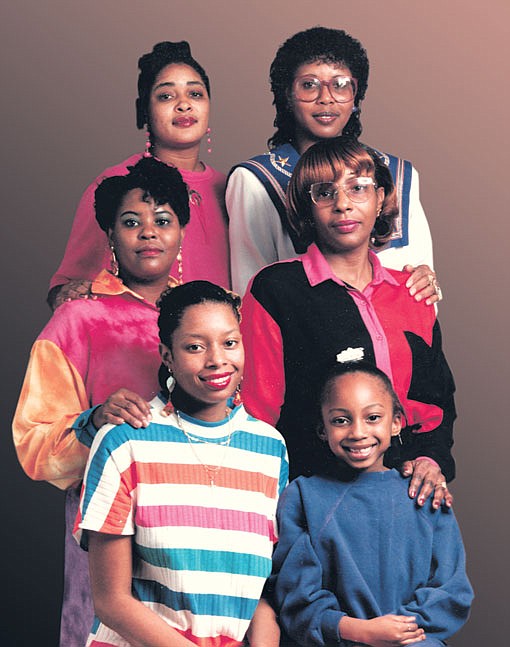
[
  {"x1": 72, "y1": 406, "x2": 101, "y2": 447},
  {"x1": 321, "y1": 609, "x2": 344, "y2": 644}
]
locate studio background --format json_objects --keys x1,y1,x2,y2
[{"x1": 1, "y1": 1, "x2": 508, "y2": 644}]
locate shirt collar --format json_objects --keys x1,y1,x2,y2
[
  {"x1": 91, "y1": 269, "x2": 179, "y2": 300},
  {"x1": 302, "y1": 243, "x2": 400, "y2": 289}
]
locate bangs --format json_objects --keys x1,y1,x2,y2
[{"x1": 304, "y1": 144, "x2": 375, "y2": 186}]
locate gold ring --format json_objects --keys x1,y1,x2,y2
[{"x1": 437, "y1": 481, "x2": 447, "y2": 489}]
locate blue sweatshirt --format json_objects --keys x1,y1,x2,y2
[{"x1": 271, "y1": 470, "x2": 473, "y2": 646}]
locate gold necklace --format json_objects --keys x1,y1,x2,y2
[{"x1": 175, "y1": 410, "x2": 234, "y2": 487}]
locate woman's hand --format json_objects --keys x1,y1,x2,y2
[
  {"x1": 49, "y1": 280, "x2": 95, "y2": 310},
  {"x1": 340, "y1": 614, "x2": 425, "y2": 646},
  {"x1": 404, "y1": 264, "x2": 442, "y2": 305},
  {"x1": 92, "y1": 389, "x2": 152, "y2": 430},
  {"x1": 400, "y1": 458, "x2": 453, "y2": 509}
]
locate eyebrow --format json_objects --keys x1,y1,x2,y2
[
  {"x1": 118, "y1": 210, "x2": 140, "y2": 217},
  {"x1": 118, "y1": 206, "x2": 173, "y2": 217},
  {"x1": 327, "y1": 403, "x2": 385, "y2": 413},
  {"x1": 181, "y1": 328, "x2": 240, "y2": 339},
  {"x1": 152, "y1": 80, "x2": 205, "y2": 91}
]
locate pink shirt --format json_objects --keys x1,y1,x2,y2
[{"x1": 302, "y1": 244, "x2": 398, "y2": 383}]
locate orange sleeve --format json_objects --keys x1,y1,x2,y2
[{"x1": 12, "y1": 339, "x2": 91, "y2": 490}]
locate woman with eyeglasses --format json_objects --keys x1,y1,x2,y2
[
  {"x1": 227, "y1": 26, "x2": 441, "y2": 302},
  {"x1": 241, "y1": 137, "x2": 456, "y2": 510}
]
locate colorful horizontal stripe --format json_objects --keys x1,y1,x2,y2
[{"x1": 76, "y1": 401, "x2": 288, "y2": 646}]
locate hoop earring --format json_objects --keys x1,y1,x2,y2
[
  {"x1": 176, "y1": 245, "x2": 183, "y2": 284},
  {"x1": 143, "y1": 127, "x2": 152, "y2": 158},
  {"x1": 206, "y1": 127, "x2": 212, "y2": 154},
  {"x1": 110, "y1": 245, "x2": 119, "y2": 276}
]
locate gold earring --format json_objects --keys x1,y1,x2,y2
[
  {"x1": 176, "y1": 245, "x2": 183, "y2": 284},
  {"x1": 110, "y1": 245, "x2": 119, "y2": 276}
]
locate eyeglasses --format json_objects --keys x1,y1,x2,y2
[
  {"x1": 293, "y1": 75, "x2": 358, "y2": 103},
  {"x1": 309, "y1": 178, "x2": 377, "y2": 206}
]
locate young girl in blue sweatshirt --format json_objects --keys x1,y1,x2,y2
[{"x1": 271, "y1": 361, "x2": 473, "y2": 647}]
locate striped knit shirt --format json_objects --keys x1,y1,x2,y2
[{"x1": 74, "y1": 398, "x2": 288, "y2": 647}]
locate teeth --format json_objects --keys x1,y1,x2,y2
[
  {"x1": 208, "y1": 376, "x2": 229, "y2": 385},
  {"x1": 345, "y1": 446, "x2": 373, "y2": 457}
]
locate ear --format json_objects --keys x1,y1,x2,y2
[
  {"x1": 376, "y1": 186, "x2": 385, "y2": 214},
  {"x1": 108, "y1": 228, "x2": 115, "y2": 247},
  {"x1": 159, "y1": 342, "x2": 173, "y2": 370},
  {"x1": 391, "y1": 413, "x2": 402, "y2": 437},
  {"x1": 316, "y1": 423, "x2": 328, "y2": 442}
]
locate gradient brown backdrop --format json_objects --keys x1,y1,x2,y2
[{"x1": 2, "y1": 1, "x2": 508, "y2": 644}]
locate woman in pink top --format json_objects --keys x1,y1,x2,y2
[
  {"x1": 48, "y1": 41, "x2": 230, "y2": 309},
  {"x1": 13, "y1": 157, "x2": 190, "y2": 646}
]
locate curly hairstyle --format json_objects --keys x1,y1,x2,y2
[
  {"x1": 286, "y1": 136, "x2": 398, "y2": 250},
  {"x1": 157, "y1": 280, "x2": 242, "y2": 395},
  {"x1": 269, "y1": 27, "x2": 369, "y2": 148},
  {"x1": 135, "y1": 40, "x2": 210, "y2": 130},
  {"x1": 94, "y1": 156, "x2": 190, "y2": 232}
]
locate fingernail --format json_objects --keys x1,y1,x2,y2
[
  {"x1": 433, "y1": 501, "x2": 439, "y2": 509},
  {"x1": 418, "y1": 497, "x2": 425, "y2": 505},
  {"x1": 409, "y1": 287, "x2": 416, "y2": 295},
  {"x1": 415, "y1": 294, "x2": 422, "y2": 301},
  {"x1": 409, "y1": 489, "x2": 416, "y2": 498}
]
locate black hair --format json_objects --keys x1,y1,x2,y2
[
  {"x1": 94, "y1": 157, "x2": 190, "y2": 233},
  {"x1": 318, "y1": 361, "x2": 403, "y2": 418},
  {"x1": 269, "y1": 26, "x2": 369, "y2": 148},
  {"x1": 157, "y1": 281, "x2": 241, "y2": 395},
  {"x1": 136, "y1": 40, "x2": 210, "y2": 130}
]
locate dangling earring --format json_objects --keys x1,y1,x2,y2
[
  {"x1": 166, "y1": 373, "x2": 175, "y2": 395},
  {"x1": 206, "y1": 127, "x2": 212, "y2": 154},
  {"x1": 176, "y1": 245, "x2": 183, "y2": 284},
  {"x1": 232, "y1": 383, "x2": 243, "y2": 407},
  {"x1": 161, "y1": 369, "x2": 176, "y2": 417},
  {"x1": 143, "y1": 126, "x2": 152, "y2": 158},
  {"x1": 110, "y1": 245, "x2": 119, "y2": 276}
]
